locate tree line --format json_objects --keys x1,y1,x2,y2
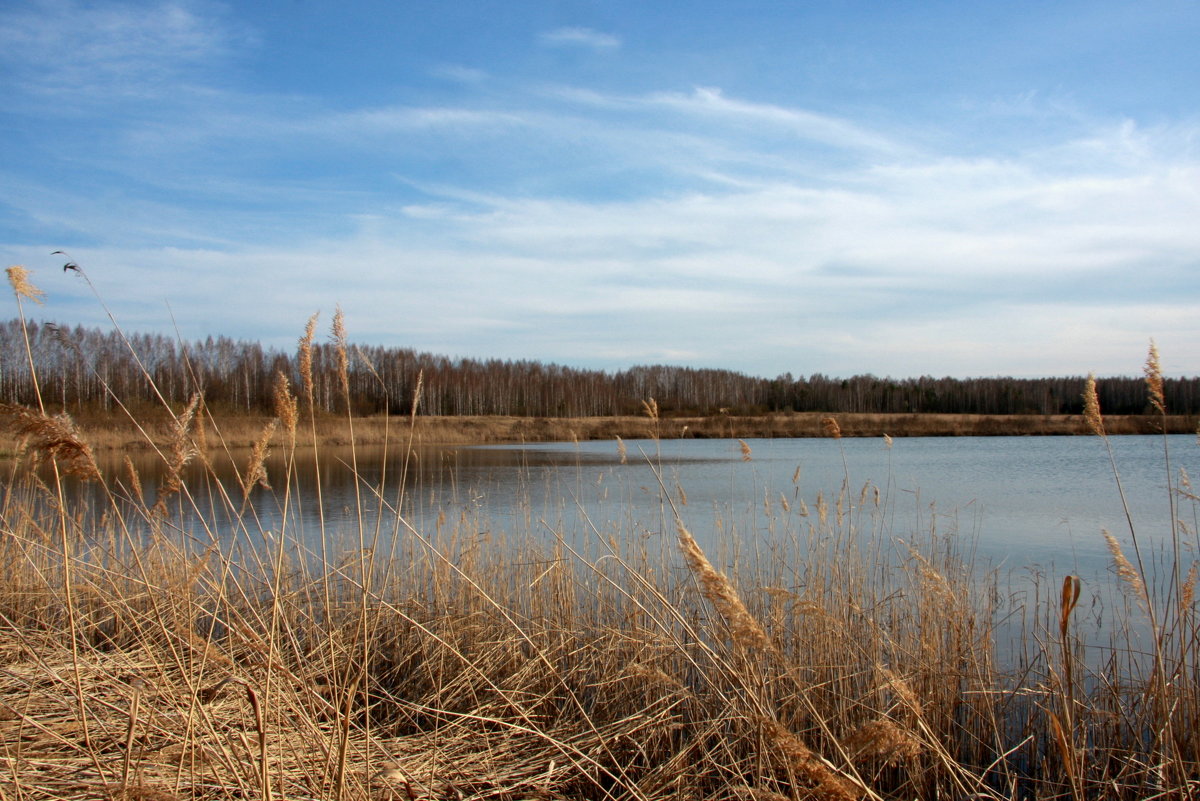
[{"x1": 2, "y1": 318, "x2": 1196, "y2": 418}]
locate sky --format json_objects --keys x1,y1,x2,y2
[{"x1": 1, "y1": 0, "x2": 1198, "y2": 380}]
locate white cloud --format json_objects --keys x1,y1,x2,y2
[
  {"x1": 539, "y1": 27, "x2": 621, "y2": 50},
  {"x1": 644, "y1": 87, "x2": 903, "y2": 154},
  {"x1": 3, "y1": 1, "x2": 1198, "y2": 380}
]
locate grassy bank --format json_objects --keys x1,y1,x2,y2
[{"x1": 3, "y1": 409, "x2": 1195, "y2": 454}]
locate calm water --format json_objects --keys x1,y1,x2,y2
[{"x1": 54, "y1": 434, "x2": 1197, "y2": 587}]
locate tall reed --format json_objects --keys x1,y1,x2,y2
[{"x1": 0, "y1": 267, "x2": 1196, "y2": 799}]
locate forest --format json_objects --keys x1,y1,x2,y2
[{"x1": 3, "y1": 317, "x2": 1197, "y2": 418}]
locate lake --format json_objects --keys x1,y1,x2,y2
[{"x1": 66, "y1": 433, "x2": 1195, "y2": 588}]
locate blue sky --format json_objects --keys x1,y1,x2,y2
[{"x1": 2, "y1": 0, "x2": 1198, "y2": 379}]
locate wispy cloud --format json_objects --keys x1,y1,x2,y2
[
  {"x1": 644, "y1": 87, "x2": 903, "y2": 154},
  {"x1": 3, "y1": 1, "x2": 1198, "y2": 378},
  {"x1": 0, "y1": 0, "x2": 243, "y2": 101},
  {"x1": 539, "y1": 26, "x2": 621, "y2": 50}
]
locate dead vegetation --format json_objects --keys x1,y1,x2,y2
[{"x1": 1, "y1": 266, "x2": 1198, "y2": 799}]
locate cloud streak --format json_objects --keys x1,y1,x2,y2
[{"x1": 539, "y1": 26, "x2": 621, "y2": 50}]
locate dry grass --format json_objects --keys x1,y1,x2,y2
[
  {"x1": 5, "y1": 411, "x2": 1197, "y2": 456},
  {"x1": 1, "y1": 291, "x2": 1198, "y2": 799}
]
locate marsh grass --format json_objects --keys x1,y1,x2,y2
[{"x1": 1, "y1": 266, "x2": 1198, "y2": 799}]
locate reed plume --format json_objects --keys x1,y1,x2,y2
[
  {"x1": 241, "y1": 418, "x2": 278, "y2": 495},
  {"x1": 1144, "y1": 339, "x2": 1165, "y2": 414},
  {"x1": 298, "y1": 312, "x2": 318, "y2": 408},
  {"x1": 273, "y1": 370, "x2": 298, "y2": 439},
  {"x1": 1082, "y1": 374, "x2": 1105, "y2": 436},
  {"x1": 0, "y1": 403, "x2": 100, "y2": 481},
  {"x1": 675, "y1": 520, "x2": 772, "y2": 652},
  {"x1": 332, "y1": 305, "x2": 349, "y2": 398},
  {"x1": 822, "y1": 417, "x2": 842, "y2": 439},
  {"x1": 739, "y1": 439, "x2": 752, "y2": 461},
  {"x1": 160, "y1": 393, "x2": 201, "y2": 500},
  {"x1": 6, "y1": 265, "x2": 45, "y2": 305},
  {"x1": 1104, "y1": 531, "x2": 1147, "y2": 606}
]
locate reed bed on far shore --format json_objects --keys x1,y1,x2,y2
[{"x1": 1, "y1": 266, "x2": 1198, "y2": 800}]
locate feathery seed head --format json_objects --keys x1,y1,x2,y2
[
  {"x1": 298, "y1": 312, "x2": 318, "y2": 407},
  {"x1": 676, "y1": 520, "x2": 773, "y2": 653},
  {"x1": 0, "y1": 403, "x2": 100, "y2": 480},
  {"x1": 332, "y1": 306, "x2": 349, "y2": 396},
  {"x1": 1083, "y1": 374, "x2": 1105, "y2": 437},
  {"x1": 273, "y1": 370, "x2": 298, "y2": 437},
  {"x1": 1104, "y1": 531, "x2": 1147, "y2": 605},
  {"x1": 821, "y1": 416, "x2": 842, "y2": 439},
  {"x1": 6, "y1": 266, "x2": 45, "y2": 305},
  {"x1": 1144, "y1": 340, "x2": 1165, "y2": 413}
]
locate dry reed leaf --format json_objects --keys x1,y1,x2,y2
[
  {"x1": 1059, "y1": 575, "x2": 1081, "y2": 639},
  {"x1": 675, "y1": 520, "x2": 773, "y2": 653},
  {"x1": 6, "y1": 265, "x2": 45, "y2": 304},
  {"x1": 1083, "y1": 374, "x2": 1105, "y2": 437},
  {"x1": 821, "y1": 417, "x2": 842, "y2": 439},
  {"x1": 1144, "y1": 340, "x2": 1165, "y2": 414},
  {"x1": 0, "y1": 403, "x2": 101, "y2": 481}
]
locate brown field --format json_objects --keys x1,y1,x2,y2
[{"x1": 3, "y1": 410, "x2": 1195, "y2": 455}]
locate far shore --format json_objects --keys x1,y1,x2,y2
[{"x1": 4, "y1": 410, "x2": 1196, "y2": 454}]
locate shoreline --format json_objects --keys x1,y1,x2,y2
[{"x1": 4, "y1": 410, "x2": 1195, "y2": 453}]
